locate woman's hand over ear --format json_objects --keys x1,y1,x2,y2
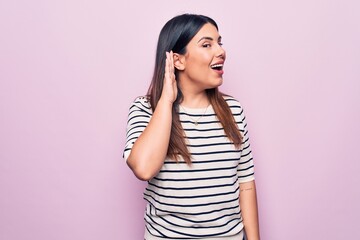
[{"x1": 161, "y1": 51, "x2": 178, "y2": 104}]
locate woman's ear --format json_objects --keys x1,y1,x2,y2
[{"x1": 173, "y1": 53, "x2": 185, "y2": 71}]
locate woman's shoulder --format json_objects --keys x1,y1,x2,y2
[
  {"x1": 221, "y1": 94, "x2": 247, "y2": 122},
  {"x1": 132, "y1": 95, "x2": 150, "y2": 103},
  {"x1": 129, "y1": 95, "x2": 152, "y2": 114},
  {"x1": 222, "y1": 94, "x2": 243, "y2": 109}
]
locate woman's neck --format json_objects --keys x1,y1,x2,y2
[{"x1": 180, "y1": 90, "x2": 210, "y2": 108}]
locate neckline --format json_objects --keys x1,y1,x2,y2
[{"x1": 179, "y1": 104, "x2": 214, "y2": 114}]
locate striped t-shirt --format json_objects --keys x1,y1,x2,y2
[{"x1": 123, "y1": 95, "x2": 255, "y2": 239}]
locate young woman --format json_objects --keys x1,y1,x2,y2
[{"x1": 124, "y1": 14, "x2": 260, "y2": 240}]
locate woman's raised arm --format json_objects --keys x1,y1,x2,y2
[{"x1": 126, "y1": 51, "x2": 177, "y2": 181}]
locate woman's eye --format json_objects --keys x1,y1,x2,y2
[
  {"x1": 202, "y1": 43, "x2": 211, "y2": 48},
  {"x1": 218, "y1": 42, "x2": 223, "y2": 46}
]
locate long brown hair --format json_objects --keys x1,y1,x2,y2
[{"x1": 147, "y1": 14, "x2": 242, "y2": 164}]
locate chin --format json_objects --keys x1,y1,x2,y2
[
  {"x1": 206, "y1": 82, "x2": 222, "y2": 90},
  {"x1": 213, "y1": 78, "x2": 223, "y2": 87}
]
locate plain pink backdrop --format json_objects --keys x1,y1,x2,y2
[{"x1": 1, "y1": 0, "x2": 359, "y2": 239}]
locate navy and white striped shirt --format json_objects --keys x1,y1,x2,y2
[{"x1": 124, "y1": 96, "x2": 255, "y2": 239}]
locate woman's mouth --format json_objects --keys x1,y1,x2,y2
[{"x1": 210, "y1": 63, "x2": 224, "y2": 74}]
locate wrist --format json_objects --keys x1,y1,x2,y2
[{"x1": 157, "y1": 97, "x2": 174, "y2": 109}]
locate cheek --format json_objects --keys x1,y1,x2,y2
[
  {"x1": 184, "y1": 51, "x2": 213, "y2": 78},
  {"x1": 191, "y1": 54, "x2": 212, "y2": 71}
]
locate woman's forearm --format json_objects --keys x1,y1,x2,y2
[
  {"x1": 126, "y1": 98, "x2": 173, "y2": 181},
  {"x1": 239, "y1": 180, "x2": 260, "y2": 240}
]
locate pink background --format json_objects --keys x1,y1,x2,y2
[{"x1": 1, "y1": 0, "x2": 359, "y2": 239}]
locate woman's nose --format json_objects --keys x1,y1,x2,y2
[{"x1": 216, "y1": 45, "x2": 226, "y2": 59}]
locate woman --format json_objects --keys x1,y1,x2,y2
[{"x1": 124, "y1": 14, "x2": 260, "y2": 240}]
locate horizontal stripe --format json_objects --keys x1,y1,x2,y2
[
  {"x1": 187, "y1": 142, "x2": 237, "y2": 147},
  {"x1": 125, "y1": 136, "x2": 137, "y2": 144},
  {"x1": 126, "y1": 130, "x2": 143, "y2": 139},
  {"x1": 185, "y1": 134, "x2": 227, "y2": 139},
  {"x1": 159, "y1": 165, "x2": 237, "y2": 173},
  {"x1": 127, "y1": 114, "x2": 150, "y2": 124},
  {"x1": 164, "y1": 157, "x2": 239, "y2": 164},
  {"x1": 153, "y1": 173, "x2": 237, "y2": 182},
  {"x1": 126, "y1": 125, "x2": 147, "y2": 136},
  {"x1": 143, "y1": 195, "x2": 239, "y2": 208},
  {"x1": 145, "y1": 186, "x2": 239, "y2": 199},
  {"x1": 241, "y1": 144, "x2": 250, "y2": 151},
  {"x1": 237, "y1": 165, "x2": 254, "y2": 172},
  {"x1": 144, "y1": 201, "x2": 240, "y2": 216},
  {"x1": 181, "y1": 120, "x2": 221, "y2": 124},
  {"x1": 183, "y1": 127, "x2": 226, "y2": 132},
  {"x1": 191, "y1": 150, "x2": 241, "y2": 156},
  {"x1": 239, "y1": 157, "x2": 253, "y2": 165},
  {"x1": 179, "y1": 112, "x2": 216, "y2": 117},
  {"x1": 167, "y1": 210, "x2": 241, "y2": 224},
  {"x1": 148, "y1": 178, "x2": 238, "y2": 190},
  {"x1": 238, "y1": 173, "x2": 255, "y2": 179},
  {"x1": 128, "y1": 106, "x2": 151, "y2": 115},
  {"x1": 240, "y1": 151, "x2": 252, "y2": 158},
  {"x1": 150, "y1": 213, "x2": 241, "y2": 229}
]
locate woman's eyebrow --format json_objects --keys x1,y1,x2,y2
[{"x1": 197, "y1": 36, "x2": 222, "y2": 43}]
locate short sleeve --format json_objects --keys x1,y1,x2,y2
[
  {"x1": 225, "y1": 97, "x2": 255, "y2": 183},
  {"x1": 123, "y1": 96, "x2": 152, "y2": 161}
]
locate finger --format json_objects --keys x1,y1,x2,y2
[
  {"x1": 171, "y1": 51, "x2": 176, "y2": 81},
  {"x1": 165, "y1": 52, "x2": 169, "y2": 77},
  {"x1": 167, "y1": 51, "x2": 172, "y2": 72},
  {"x1": 165, "y1": 59, "x2": 170, "y2": 80},
  {"x1": 168, "y1": 51, "x2": 173, "y2": 74},
  {"x1": 170, "y1": 50, "x2": 175, "y2": 74},
  {"x1": 166, "y1": 53, "x2": 172, "y2": 81}
]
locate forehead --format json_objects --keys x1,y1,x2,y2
[{"x1": 193, "y1": 23, "x2": 220, "y2": 41}]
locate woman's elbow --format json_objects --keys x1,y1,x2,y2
[
  {"x1": 133, "y1": 168, "x2": 154, "y2": 181},
  {"x1": 126, "y1": 158, "x2": 154, "y2": 181}
]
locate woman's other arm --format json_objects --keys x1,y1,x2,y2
[{"x1": 239, "y1": 180, "x2": 260, "y2": 240}]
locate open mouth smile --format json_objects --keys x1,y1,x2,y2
[{"x1": 210, "y1": 63, "x2": 224, "y2": 74}]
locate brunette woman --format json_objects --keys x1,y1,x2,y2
[{"x1": 124, "y1": 14, "x2": 260, "y2": 240}]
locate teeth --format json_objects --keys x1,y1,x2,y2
[{"x1": 211, "y1": 64, "x2": 223, "y2": 69}]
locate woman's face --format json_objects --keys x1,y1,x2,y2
[{"x1": 178, "y1": 23, "x2": 226, "y2": 92}]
